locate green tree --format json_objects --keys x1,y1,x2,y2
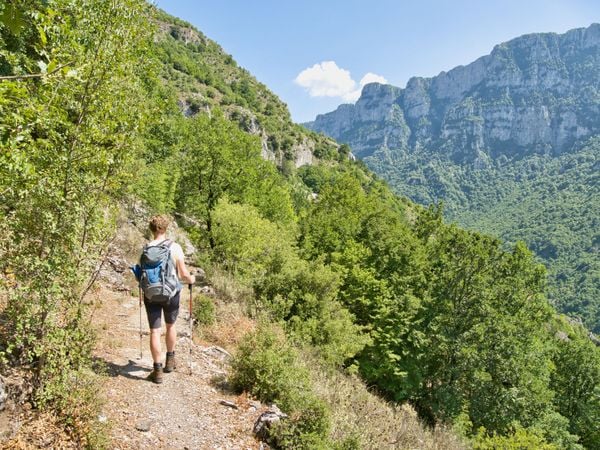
[
  {"x1": 551, "y1": 319, "x2": 600, "y2": 449},
  {"x1": 416, "y1": 222, "x2": 556, "y2": 431},
  {"x1": 177, "y1": 111, "x2": 294, "y2": 248},
  {"x1": 0, "y1": 0, "x2": 153, "y2": 438}
]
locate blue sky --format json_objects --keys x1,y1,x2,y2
[{"x1": 155, "y1": 1, "x2": 600, "y2": 123}]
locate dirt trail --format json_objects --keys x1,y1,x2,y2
[{"x1": 93, "y1": 283, "x2": 261, "y2": 449}]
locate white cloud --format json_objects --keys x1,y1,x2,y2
[
  {"x1": 294, "y1": 61, "x2": 387, "y2": 103},
  {"x1": 359, "y1": 72, "x2": 388, "y2": 86},
  {"x1": 294, "y1": 61, "x2": 356, "y2": 98}
]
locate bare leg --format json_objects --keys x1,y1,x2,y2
[
  {"x1": 166, "y1": 323, "x2": 176, "y2": 353},
  {"x1": 149, "y1": 328, "x2": 162, "y2": 363}
]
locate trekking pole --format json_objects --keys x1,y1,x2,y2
[
  {"x1": 138, "y1": 286, "x2": 143, "y2": 360},
  {"x1": 188, "y1": 283, "x2": 193, "y2": 375}
]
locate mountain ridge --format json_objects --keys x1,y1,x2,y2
[
  {"x1": 306, "y1": 23, "x2": 600, "y2": 164},
  {"x1": 153, "y1": 8, "x2": 344, "y2": 169}
]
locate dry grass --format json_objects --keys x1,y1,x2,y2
[
  {"x1": 2, "y1": 413, "x2": 79, "y2": 450},
  {"x1": 199, "y1": 296, "x2": 256, "y2": 351},
  {"x1": 196, "y1": 266, "x2": 257, "y2": 351},
  {"x1": 309, "y1": 362, "x2": 469, "y2": 450},
  {"x1": 208, "y1": 267, "x2": 253, "y2": 305}
]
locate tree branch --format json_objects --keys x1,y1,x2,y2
[{"x1": 0, "y1": 61, "x2": 73, "y2": 81}]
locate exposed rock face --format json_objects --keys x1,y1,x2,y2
[
  {"x1": 293, "y1": 138, "x2": 315, "y2": 167},
  {"x1": 306, "y1": 24, "x2": 600, "y2": 163}
]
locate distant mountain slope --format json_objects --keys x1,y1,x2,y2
[
  {"x1": 306, "y1": 24, "x2": 600, "y2": 331},
  {"x1": 307, "y1": 24, "x2": 600, "y2": 162}
]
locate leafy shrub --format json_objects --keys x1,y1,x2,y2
[
  {"x1": 193, "y1": 294, "x2": 215, "y2": 325},
  {"x1": 230, "y1": 324, "x2": 332, "y2": 448},
  {"x1": 210, "y1": 199, "x2": 296, "y2": 283},
  {"x1": 271, "y1": 393, "x2": 331, "y2": 449},
  {"x1": 472, "y1": 427, "x2": 557, "y2": 449},
  {"x1": 230, "y1": 323, "x2": 310, "y2": 402},
  {"x1": 131, "y1": 159, "x2": 180, "y2": 213},
  {"x1": 256, "y1": 257, "x2": 369, "y2": 367}
]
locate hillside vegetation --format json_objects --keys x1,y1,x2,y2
[
  {"x1": 152, "y1": 9, "x2": 342, "y2": 168},
  {"x1": 307, "y1": 25, "x2": 600, "y2": 332},
  {"x1": 366, "y1": 138, "x2": 600, "y2": 333},
  {"x1": 1, "y1": 2, "x2": 599, "y2": 449}
]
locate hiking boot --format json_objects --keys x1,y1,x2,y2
[
  {"x1": 164, "y1": 353, "x2": 176, "y2": 373},
  {"x1": 147, "y1": 367, "x2": 163, "y2": 384}
]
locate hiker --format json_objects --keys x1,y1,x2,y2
[{"x1": 138, "y1": 215, "x2": 195, "y2": 384}]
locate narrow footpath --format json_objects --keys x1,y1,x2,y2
[{"x1": 93, "y1": 281, "x2": 261, "y2": 449}]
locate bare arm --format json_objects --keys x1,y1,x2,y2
[{"x1": 176, "y1": 256, "x2": 195, "y2": 285}]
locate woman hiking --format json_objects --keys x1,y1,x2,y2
[{"x1": 138, "y1": 215, "x2": 196, "y2": 384}]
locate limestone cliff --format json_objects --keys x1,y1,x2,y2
[{"x1": 306, "y1": 24, "x2": 600, "y2": 164}]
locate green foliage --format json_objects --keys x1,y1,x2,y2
[
  {"x1": 132, "y1": 157, "x2": 180, "y2": 213},
  {"x1": 130, "y1": 92, "x2": 187, "y2": 213},
  {"x1": 211, "y1": 199, "x2": 368, "y2": 366},
  {"x1": 176, "y1": 111, "x2": 295, "y2": 248},
  {"x1": 472, "y1": 427, "x2": 557, "y2": 450},
  {"x1": 3, "y1": 3, "x2": 598, "y2": 448},
  {"x1": 416, "y1": 233, "x2": 556, "y2": 431},
  {"x1": 193, "y1": 294, "x2": 215, "y2": 326},
  {"x1": 366, "y1": 139, "x2": 600, "y2": 333},
  {"x1": 293, "y1": 165, "x2": 596, "y2": 447},
  {"x1": 230, "y1": 324, "x2": 308, "y2": 402},
  {"x1": 550, "y1": 318, "x2": 600, "y2": 449},
  {"x1": 530, "y1": 410, "x2": 584, "y2": 450},
  {"x1": 255, "y1": 256, "x2": 369, "y2": 367},
  {"x1": 210, "y1": 199, "x2": 296, "y2": 282},
  {"x1": 230, "y1": 324, "x2": 332, "y2": 448},
  {"x1": 0, "y1": 0, "x2": 153, "y2": 443}
]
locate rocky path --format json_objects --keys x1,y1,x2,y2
[{"x1": 93, "y1": 285, "x2": 262, "y2": 449}]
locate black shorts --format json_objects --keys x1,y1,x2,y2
[{"x1": 144, "y1": 290, "x2": 180, "y2": 329}]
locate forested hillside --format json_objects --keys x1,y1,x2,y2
[
  {"x1": 307, "y1": 25, "x2": 600, "y2": 333},
  {"x1": 1, "y1": 2, "x2": 599, "y2": 449},
  {"x1": 365, "y1": 137, "x2": 600, "y2": 330}
]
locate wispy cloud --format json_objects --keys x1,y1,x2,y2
[{"x1": 294, "y1": 61, "x2": 387, "y2": 102}]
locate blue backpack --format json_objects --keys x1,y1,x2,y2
[{"x1": 137, "y1": 240, "x2": 181, "y2": 304}]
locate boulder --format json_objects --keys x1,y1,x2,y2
[{"x1": 253, "y1": 405, "x2": 288, "y2": 440}]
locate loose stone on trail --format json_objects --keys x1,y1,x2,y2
[
  {"x1": 135, "y1": 419, "x2": 152, "y2": 432},
  {"x1": 0, "y1": 378, "x2": 7, "y2": 411},
  {"x1": 219, "y1": 400, "x2": 238, "y2": 409},
  {"x1": 253, "y1": 405, "x2": 287, "y2": 440},
  {"x1": 248, "y1": 400, "x2": 261, "y2": 411}
]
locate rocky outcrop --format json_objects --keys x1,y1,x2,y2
[
  {"x1": 292, "y1": 138, "x2": 315, "y2": 167},
  {"x1": 307, "y1": 24, "x2": 600, "y2": 163},
  {"x1": 0, "y1": 378, "x2": 6, "y2": 411},
  {"x1": 253, "y1": 405, "x2": 288, "y2": 441}
]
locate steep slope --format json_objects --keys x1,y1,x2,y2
[
  {"x1": 306, "y1": 24, "x2": 600, "y2": 331},
  {"x1": 4, "y1": 2, "x2": 600, "y2": 448},
  {"x1": 153, "y1": 9, "x2": 342, "y2": 168}
]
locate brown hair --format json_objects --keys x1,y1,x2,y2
[{"x1": 149, "y1": 215, "x2": 170, "y2": 235}]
